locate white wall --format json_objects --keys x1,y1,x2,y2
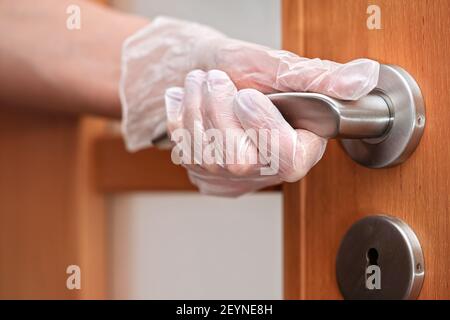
[
  {"x1": 109, "y1": 193, "x2": 282, "y2": 299},
  {"x1": 108, "y1": 0, "x2": 282, "y2": 300},
  {"x1": 111, "y1": 0, "x2": 281, "y2": 48}
]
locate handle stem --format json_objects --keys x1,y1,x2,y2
[{"x1": 268, "y1": 92, "x2": 392, "y2": 139}]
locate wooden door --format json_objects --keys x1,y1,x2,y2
[
  {"x1": 0, "y1": 0, "x2": 108, "y2": 299},
  {"x1": 283, "y1": 0, "x2": 450, "y2": 299},
  {"x1": 0, "y1": 111, "x2": 107, "y2": 299}
]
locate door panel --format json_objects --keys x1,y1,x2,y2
[
  {"x1": 283, "y1": 0, "x2": 450, "y2": 299},
  {"x1": 0, "y1": 112, "x2": 106, "y2": 299}
]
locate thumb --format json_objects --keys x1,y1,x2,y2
[
  {"x1": 275, "y1": 56, "x2": 380, "y2": 100},
  {"x1": 210, "y1": 38, "x2": 379, "y2": 100}
]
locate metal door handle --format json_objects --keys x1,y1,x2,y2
[
  {"x1": 267, "y1": 92, "x2": 391, "y2": 139},
  {"x1": 154, "y1": 64, "x2": 425, "y2": 168}
]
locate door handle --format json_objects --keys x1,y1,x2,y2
[
  {"x1": 266, "y1": 91, "x2": 391, "y2": 139},
  {"x1": 154, "y1": 64, "x2": 425, "y2": 168}
]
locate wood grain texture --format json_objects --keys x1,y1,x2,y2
[
  {"x1": 283, "y1": 0, "x2": 450, "y2": 299},
  {"x1": 94, "y1": 135, "x2": 282, "y2": 192},
  {"x1": 95, "y1": 136, "x2": 196, "y2": 192},
  {"x1": 282, "y1": 0, "x2": 307, "y2": 300},
  {"x1": 283, "y1": 181, "x2": 306, "y2": 299},
  {"x1": 0, "y1": 112, "x2": 106, "y2": 299},
  {"x1": 0, "y1": 0, "x2": 109, "y2": 300}
]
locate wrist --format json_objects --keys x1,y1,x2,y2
[{"x1": 119, "y1": 16, "x2": 226, "y2": 151}]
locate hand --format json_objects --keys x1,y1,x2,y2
[
  {"x1": 120, "y1": 16, "x2": 380, "y2": 196},
  {"x1": 165, "y1": 69, "x2": 329, "y2": 196},
  {"x1": 120, "y1": 16, "x2": 379, "y2": 151}
]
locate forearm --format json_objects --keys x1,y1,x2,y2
[{"x1": 0, "y1": 0, "x2": 148, "y2": 118}]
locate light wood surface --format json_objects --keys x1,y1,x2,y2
[
  {"x1": 283, "y1": 0, "x2": 450, "y2": 299},
  {"x1": 0, "y1": 0, "x2": 110, "y2": 300},
  {"x1": 94, "y1": 135, "x2": 282, "y2": 192},
  {"x1": 95, "y1": 136, "x2": 196, "y2": 192},
  {"x1": 0, "y1": 111, "x2": 106, "y2": 299}
]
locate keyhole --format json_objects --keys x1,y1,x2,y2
[{"x1": 367, "y1": 248, "x2": 379, "y2": 266}]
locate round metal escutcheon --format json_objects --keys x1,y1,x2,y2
[
  {"x1": 336, "y1": 215, "x2": 424, "y2": 300},
  {"x1": 341, "y1": 64, "x2": 426, "y2": 168}
]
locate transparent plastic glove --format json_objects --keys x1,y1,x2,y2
[
  {"x1": 120, "y1": 16, "x2": 380, "y2": 151},
  {"x1": 166, "y1": 70, "x2": 326, "y2": 197}
]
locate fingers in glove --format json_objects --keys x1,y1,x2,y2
[
  {"x1": 275, "y1": 57, "x2": 380, "y2": 100},
  {"x1": 234, "y1": 88, "x2": 327, "y2": 182},
  {"x1": 210, "y1": 39, "x2": 379, "y2": 100},
  {"x1": 181, "y1": 70, "x2": 207, "y2": 166},
  {"x1": 202, "y1": 70, "x2": 259, "y2": 176},
  {"x1": 187, "y1": 169, "x2": 281, "y2": 198},
  {"x1": 165, "y1": 86, "x2": 184, "y2": 133}
]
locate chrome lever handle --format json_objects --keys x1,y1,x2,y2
[
  {"x1": 269, "y1": 64, "x2": 425, "y2": 168},
  {"x1": 267, "y1": 92, "x2": 392, "y2": 139},
  {"x1": 154, "y1": 64, "x2": 425, "y2": 168}
]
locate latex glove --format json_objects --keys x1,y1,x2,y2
[
  {"x1": 120, "y1": 16, "x2": 379, "y2": 151},
  {"x1": 166, "y1": 70, "x2": 335, "y2": 197}
]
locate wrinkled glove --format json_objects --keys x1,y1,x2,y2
[
  {"x1": 165, "y1": 69, "x2": 330, "y2": 196},
  {"x1": 119, "y1": 16, "x2": 380, "y2": 196},
  {"x1": 120, "y1": 16, "x2": 379, "y2": 151}
]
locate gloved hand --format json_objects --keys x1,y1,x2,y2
[
  {"x1": 119, "y1": 16, "x2": 380, "y2": 196},
  {"x1": 120, "y1": 16, "x2": 379, "y2": 151},
  {"x1": 165, "y1": 69, "x2": 330, "y2": 196}
]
